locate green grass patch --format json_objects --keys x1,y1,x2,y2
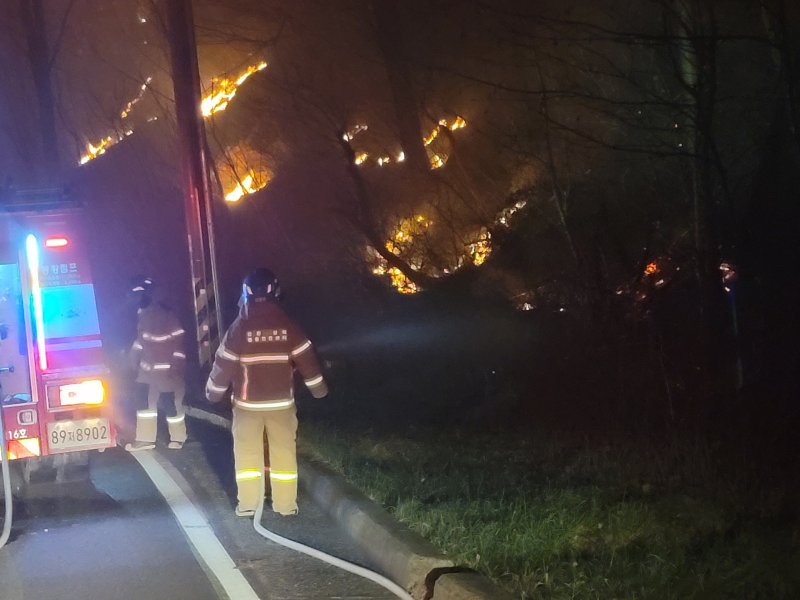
[{"x1": 300, "y1": 424, "x2": 799, "y2": 599}]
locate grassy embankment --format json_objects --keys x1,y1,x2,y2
[{"x1": 301, "y1": 423, "x2": 799, "y2": 599}]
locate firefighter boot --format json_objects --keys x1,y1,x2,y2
[
  {"x1": 167, "y1": 383, "x2": 187, "y2": 449},
  {"x1": 127, "y1": 408, "x2": 157, "y2": 451},
  {"x1": 125, "y1": 440, "x2": 155, "y2": 452},
  {"x1": 130, "y1": 385, "x2": 159, "y2": 448}
]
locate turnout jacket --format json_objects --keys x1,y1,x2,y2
[
  {"x1": 205, "y1": 299, "x2": 328, "y2": 410},
  {"x1": 130, "y1": 303, "x2": 186, "y2": 385}
]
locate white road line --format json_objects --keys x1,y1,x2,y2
[{"x1": 131, "y1": 451, "x2": 261, "y2": 600}]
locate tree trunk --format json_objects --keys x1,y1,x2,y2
[{"x1": 370, "y1": 1, "x2": 430, "y2": 173}]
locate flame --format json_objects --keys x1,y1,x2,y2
[
  {"x1": 79, "y1": 74, "x2": 154, "y2": 165},
  {"x1": 469, "y1": 229, "x2": 492, "y2": 266},
  {"x1": 388, "y1": 268, "x2": 419, "y2": 294},
  {"x1": 496, "y1": 198, "x2": 527, "y2": 227},
  {"x1": 225, "y1": 174, "x2": 254, "y2": 202},
  {"x1": 218, "y1": 144, "x2": 271, "y2": 202},
  {"x1": 349, "y1": 116, "x2": 466, "y2": 170},
  {"x1": 430, "y1": 154, "x2": 445, "y2": 169},
  {"x1": 423, "y1": 126, "x2": 440, "y2": 147},
  {"x1": 80, "y1": 60, "x2": 268, "y2": 167},
  {"x1": 371, "y1": 211, "x2": 498, "y2": 294},
  {"x1": 449, "y1": 116, "x2": 466, "y2": 130},
  {"x1": 343, "y1": 124, "x2": 368, "y2": 141},
  {"x1": 644, "y1": 262, "x2": 658, "y2": 276},
  {"x1": 79, "y1": 136, "x2": 114, "y2": 165},
  {"x1": 201, "y1": 61, "x2": 267, "y2": 117},
  {"x1": 424, "y1": 116, "x2": 466, "y2": 146},
  {"x1": 121, "y1": 77, "x2": 152, "y2": 119}
]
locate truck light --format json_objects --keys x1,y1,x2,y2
[
  {"x1": 45, "y1": 237, "x2": 69, "y2": 248},
  {"x1": 7, "y1": 438, "x2": 41, "y2": 460},
  {"x1": 25, "y1": 234, "x2": 47, "y2": 370},
  {"x1": 59, "y1": 380, "x2": 105, "y2": 406}
]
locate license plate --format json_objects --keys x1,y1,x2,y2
[{"x1": 47, "y1": 418, "x2": 111, "y2": 451}]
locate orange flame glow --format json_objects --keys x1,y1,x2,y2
[{"x1": 201, "y1": 61, "x2": 267, "y2": 117}]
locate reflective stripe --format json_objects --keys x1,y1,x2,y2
[
  {"x1": 305, "y1": 374, "x2": 324, "y2": 387},
  {"x1": 206, "y1": 380, "x2": 228, "y2": 393},
  {"x1": 153, "y1": 363, "x2": 171, "y2": 370},
  {"x1": 140, "y1": 362, "x2": 153, "y2": 371},
  {"x1": 217, "y1": 344, "x2": 239, "y2": 361},
  {"x1": 291, "y1": 340, "x2": 312, "y2": 357},
  {"x1": 166, "y1": 415, "x2": 185, "y2": 423},
  {"x1": 173, "y1": 351, "x2": 186, "y2": 359},
  {"x1": 143, "y1": 332, "x2": 172, "y2": 342},
  {"x1": 235, "y1": 469, "x2": 262, "y2": 481},
  {"x1": 269, "y1": 470, "x2": 298, "y2": 482},
  {"x1": 240, "y1": 353, "x2": 289, "y2": 364},
  {"x1": 132, "y1": 286, "x2": 145, "y2": 292},
  {"x1": 132, "y1": 341, "x2": 143, "y2": 350},
  {"x1": 171, "y1": 328, "x2": 185, "y2": 337},
  {"x1": 234, "y1": 398, "x2": 294, "y2": 411},
  {"x1": 137, "y1": 410, "x2": 158, "y2": 418}
]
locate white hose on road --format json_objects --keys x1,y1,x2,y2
[
  {"x1": 252, "y1": 471, "x2": 414, "y2": 600},
  {"x1": 0, "y1": 405, "x2": 13, "y2": 549},
  {"x1": 187, "y1": 406, "x2": 414, "y2": 599}
]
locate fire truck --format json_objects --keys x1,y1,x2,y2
[{"x1": 0, "y1": 191, "x2": 115, "y2": 487}]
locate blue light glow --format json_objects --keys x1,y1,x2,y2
[{"x1": 25, "y1": 234, "x2": 47, "y2": 370}]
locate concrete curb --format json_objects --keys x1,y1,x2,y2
[
  {"x1": 298, "y1": 453, "x2": 453, "y2": 600},
  {"x1": 186, "y1": 407, "x2": 515, "y2": 600}
]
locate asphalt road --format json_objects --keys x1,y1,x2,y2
[{"x1": 0, "y1": 418, "x2": 395, "y2": 600}]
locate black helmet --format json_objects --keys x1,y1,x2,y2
[
  {"x1": 129, "y1": 275, "x2": 155, "y2": 308},
  {"x1": 129, "y1": 275, "x2": 155, "y2": 296},
  {"x1": 242, "y1": 268, "x2": 281, "y2": 302}
]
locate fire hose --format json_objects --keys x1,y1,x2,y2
[
  {"x1": 251, "y1": 462, "x2": 414, "y2": 600},
  {"x1": 0, "y1": 396, "x2": 13, "y2": 549}
]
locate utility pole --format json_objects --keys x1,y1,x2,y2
[
  {"x1": 19, "y1": 0, "x2": 60, "y2": 180},
  {"x1": 164, "y1": 0, "x2": 223, "y2": 372}
]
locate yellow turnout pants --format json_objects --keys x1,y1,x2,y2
[
  {"x1": 232, "y1": 405, "x2": 298, "y2": 514},
  {"x1": 134, "y1": 380, "x2": 187, "y2": 444}
]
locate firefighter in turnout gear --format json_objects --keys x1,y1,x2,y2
[
  {"x1": 125, "y1": 276, "x2": 188, "y2": 452},
  {"x1": 205, "y1": 269, "x2": 328, "y2": 517}
]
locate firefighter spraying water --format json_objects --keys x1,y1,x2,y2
[{"x1": 205, "y1": 268, "x2": 328, "y2": 517}]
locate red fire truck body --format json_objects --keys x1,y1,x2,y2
[{"x1": 0, "y1": 195, "x2": 115, "y2": 466}]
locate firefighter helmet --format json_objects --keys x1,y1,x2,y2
[
  {"x1": 129, "y1": 275, "x2": 156, "y2": 308},
  {"x1": 243, "y1": 268, "x2": 281, "y2": 302},
  {"x1": 129, "y1": 275, "x2": 155, "y2": 296}
]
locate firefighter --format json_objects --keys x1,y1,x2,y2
[
  {"x1": 125, "y1": 276, "x2": 188, "y2": 451},
  {"x1": 205, "y1": 268, "x2": 328, "y2": 517}
]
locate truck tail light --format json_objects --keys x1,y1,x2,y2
[
  {"x1": 59, "y1": 380, "x2": 105, "y2": 406},
  {"x1": 45, "y1": 237, "x2": 69, "y2": 248},
  {"x1": 7, "y1": 438, "x2": 41, "y2": 460}
]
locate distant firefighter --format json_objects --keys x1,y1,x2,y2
[
  {"x1": 205, "y1": 268, "x2": 328, "y2": 517},
  {"x1": 125, "y1": 276, "x2": 187, "y2": 452}
]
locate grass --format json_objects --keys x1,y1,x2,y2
[{"x1": 300, "y1": 422, "x2": 800, "y2": 599}]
